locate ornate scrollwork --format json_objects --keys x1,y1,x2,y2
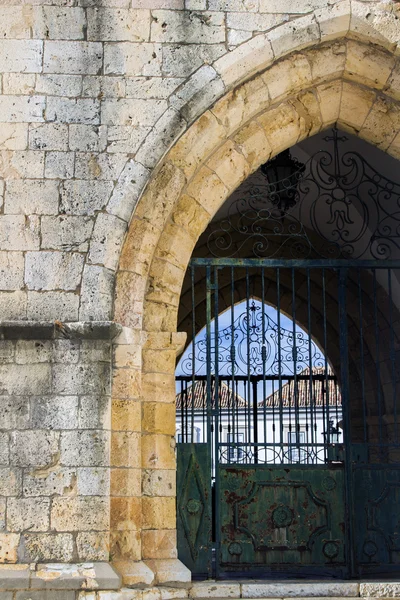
[
  {"x1": 207, "y1": 129, "x2": 400, "y2": 260},
  {"x1": 180, "y1": 300, "x2": 324, "y2": 376}
]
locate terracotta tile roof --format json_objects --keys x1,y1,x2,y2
[
  {"x1": 259, "y1": 366, "x2": 341, "y2": 408},
  {"x1": 176, "y1": 380, "x2": 246, "y2": 410},
  {"x1": 176, "y1": 367, "x2": 341, "y2": 410}
]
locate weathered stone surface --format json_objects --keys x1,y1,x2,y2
[{"x1": 241, "y1": 583, "x2": 360, "y2": 598}]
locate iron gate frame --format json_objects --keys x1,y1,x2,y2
[{"x1": 177, "y1": 257, "x2": 400, "y2": 579}]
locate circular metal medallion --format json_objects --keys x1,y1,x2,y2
[
  {"x1": 187, "y1": 498, "x2": 201, "y2": 515},
  {"x1": 363, "y1": 540, "x2": 378, "y2": 558},
  {"x1": 272, "y1": 505, "x2": 293, "y2": 528},
  {"x1": 322, "y1": 476, "x2": 336, "y2": 491},
  {"x1": 228, "y1": 542, "x2": 243, "y2": 556},
  {"x1": 323, "y1": 541, "x2": 339, "y2": 559}
]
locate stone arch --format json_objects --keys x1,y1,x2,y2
[
  {"x1": 80, "y1": 1, "x2": 400, "y2": 318},
  {"x1": 110, "y1": 38, "x2": 400, "y2": 585}
]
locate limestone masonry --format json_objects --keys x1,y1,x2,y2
[{"x1": 1, "y1": 0, "x2": 400, "y2": 594}]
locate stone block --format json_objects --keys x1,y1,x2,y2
[
  {"x1": 76, "y1": 531, "x2": 110, "y2": 561},
  {"x1": 77, "y1": 467, "x2": 110, "y2": 495},
  {"x1": 30, "y1": 562, "x2": 120, "y2": 590},
  {"x1": 3, "y1": 73, "x2": 35, "y2": 94},
  {"x1": 29, "y1": 123, "x2": 69, "y2": 152},
  {"x1": 142, "y1": 469, "x2": 175, "y2": 497},
  {"x1": 0, "y1": 433, "x2": 8, "y2": 466},
  {"x1": 88, "y1": 213, "x2": 127, "y2": 271},
  {"x1": 360, "y1": 583, "x2": 400, "y2": 597},
  {"x1": 142, "y1": 402, "x2": 175, "y2": 435},
  {"x1": 5, "y1": 180, "x2": 59, "y2": 216},
  {"x1": 10, "y1": 430, "x2": 59, "y2": 469},
  {"x1": 25, "y1": 252, "x2": 84, "y2": 291},
  {"x1": 0, "y1": 252, "x2": 24, "y2": 291},
  {"x1": 45, "y1": 151, "x2": 75, "y2": 179},
  {"x1": 111, "y1": 431, "x2": 140, "y2": 468},
  {"x1": 51, "y1": 497, "x2": 110, "y2": 531},
  {"x1": 15, "y1": 340, "x2": 52, "y2": 364},
  {"x1": 35, "y1": 74, "x2": 82, "y2": 96},
  {"x1": 345, "y1": 40, "x2": 395, "y2": 90},
  {"x1": 87, "y1": 8, "x2": 150, "y2": 41},
  {"x1": 0, "y1": 563, "x2": 29, "y2": 590},
  {"x1": 23, "y1": 468, "x2": 77, "y2": 497},
  {"x1": 110, "y1": 530, "x2": 141, "y2": 561},
  {"x1": 0, "y1": 124, "x2": 27, "y2": 151},
  {"x1": 107, "y1": 159, "x2": 149, "y2": 222},
  {"x1": 338, "y1": 82, "x2": 376, "y2": 131},
  {"x1": 27, "y1": 291, "x2": 80, "y2": 321},
  {"x1": 0, "y1": 341, "x2": 14, "y2": 363},
  {"x1": 21, "y1": 533, "x2": 74, "y2": 562},
  {"x1": 104, "y1": 42, "x2": 162, "y2": 76},
  {"x1": 162, "y1": 43, "x2": 225, "y2": 78},
  {"x1": 267, "y1": 13, "x2": 320, "y2": 59},
  {"x1": 79, "y1": 265, "x2": 114, "y2": 321},
  {"x1": 241, "y1": 583, "x2": 360, "y2": 597},
  {"x1": 7, "y1": 498, "x2": 50, "y2": 532},
  {"x1": 0, "y1": 6, "x2": 32, "y2": 38},
  {"x1": 101, "y1": 98, "x2": 166, "y2": 126},
  {"x1": 16, "y1": 592, "x2": 75, "y2": 600},
  {"x1": 0, "y1": 534, "x2": 19, "y2": 563},
  {"x1": 61, "y1": 180, "x2": 114, "y2": 215},
  {"x1": 111, "y1": 497, "x2": 142, "y2": 530},
  {"x1": 0, "y1": 292, "x2": 27, "y2": 320},
  {"x1": 69, "y1": 124, "x2": 107, "y2": 152},
  {"x1": 0, "y1": 363, "x2": 51, "y2": 396},
  {"x1": 78, "y1": 395, "x2": 111, "y2": 429},
  {"x1": 61, "y1": 430, "x2": 110, "y2": 467},
  {"x1": 0, "y1": 396, "x2": 29, "y2": 430},
  {"x1": 0, "y1": 216, "x2": 40, "y2": 252},
  {"x1": 0, "y1": 40, "x2": 43, "y2": 73},
  {"x1": 215, "y1": 33, "x2": 274, "y2": 87},
  {"x1": 144, "y1": 559, "x2": 190, "y2": 586},
  {"x1": 83, "y1": 75, "x2": 126, "y2": 98},
  {"x1": 41, "y1": 216, "x2": 94, "y2": 253},
  {"x1": 46, "y1": 97, "x2": 100, "y2": 125},
  {"x1": 112, "y1": 399, "x2": 141, "y2": 432},
  {"x1": 111, "y1": 468, "x2": 141, "y2": 497},
  {"x1": 33, "y1": 6, "x2": 86, "y2": 40},
  {"x1": 31, "y1": 396, "x2": 79, "y2": 429},
  {"x1": 44, "y1": 41, "x2": 103, "y2": 74},
  {"x1": 151, "y1": 10, "x2": 224, "y2": 43},
  {"x1": 112, "y1": 367, "x2": 141, "y2": 399},
  {"x1": 142, "y1": 497, "x2": 175, "y2": 530},
  {"x1": 191, "y1": 582, "x2": 241, "y2": 598},
  {"x1": 112, "y1": 560, "x2": 154, "y2": 588},
  {"x1": 0, "y1": 96, "x2": 44, "y2": 124},
  {"x1": 52, "y1": 361, "x2": 111, "y2": 395}
]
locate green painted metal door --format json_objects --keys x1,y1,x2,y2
[
  {"x1": 176, "y1": 260, "x2": 400, "y2": 578},
  {"x1": 177, "y1": 444, "x2": 212, "y2": 577},
  {"x1": 219, "y1": 466, "x2": 346, "y2": 577}
]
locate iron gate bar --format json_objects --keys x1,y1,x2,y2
[
  {"x1": 190, "y1": 258, "x2": 400, "y2": 268},
  {"x1": 338, "y1": 268, "x2": 354, "y2": 576}
]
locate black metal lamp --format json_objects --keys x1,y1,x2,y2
[
  {"x1": 323, "y1": 419, "x2": 342, "y2": 444},
  {"x1": 261, "y1": 149, "x2": 305, "y2": 213}
]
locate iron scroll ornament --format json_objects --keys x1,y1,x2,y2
[
  {"x1": 207, "y1": 129, "x2": 400, "y2": 260},
  {"x1": 180, "y1": 300, "x2": 324, "y2": 376}
]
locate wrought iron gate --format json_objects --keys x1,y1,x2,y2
[{"x1": 176, "y1": 131, "x2": 400, "y2": 578}]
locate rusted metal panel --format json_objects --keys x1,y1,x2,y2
[
  {"x1": 219, "y1": 465, "x2": 347, "y2": 576},
  {"x1": 177, "y1": 444, "x2": 212, "y2": 577}
]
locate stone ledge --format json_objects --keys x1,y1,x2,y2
[
  {"x1": 0, "y1": 563, "x2": 121, "y2": 591},
  {"x1": 0, "y1": 321, "x2": 122, "y2": 341}
]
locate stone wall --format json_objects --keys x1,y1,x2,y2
[
  {"x1": 0, "y1": 0, "x2": 399, "y2": 321},
  {"x1": 0, "y1": 322, "x2": 119, "y2": 564},
  {"x1": 1, "y1": 0, "x2": 400, "y2": 592}
]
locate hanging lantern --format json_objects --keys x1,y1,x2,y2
[{"x1": 261, "y1": 149, "x2": 305, "y2": 213}]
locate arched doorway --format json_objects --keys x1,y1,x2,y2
[{"x1": 174, "y1": 129, "x2": 400, "y2": 578}]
